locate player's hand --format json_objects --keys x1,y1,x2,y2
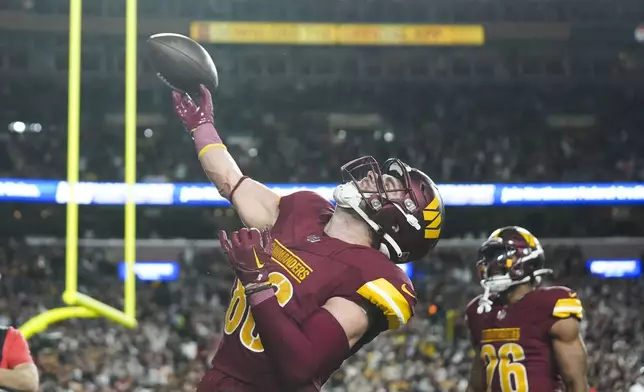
[
  {"x1": 172, "y1": 84, "x2": 214, "y2": 131},
  {"x1": 219, "y1": 227, "x2": 272, "y2": 287}
]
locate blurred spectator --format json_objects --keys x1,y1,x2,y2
[
  {"x1": 630, "y1": 368, "x2": 644, "y2": 392},
  {"x1": 5, "y1": 84, "x2": 644, "y2": 239},
  {"x1": 0, "y1": 239, "x2": 639, "y2": 391},
  {"x1": 4, "y1": 86, "x2": 644, "y2": 185}
]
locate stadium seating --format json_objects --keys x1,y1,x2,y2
[{"x1": 0, "y1": 239, "x2": 639, "y2": 391}]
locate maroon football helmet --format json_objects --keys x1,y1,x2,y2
[
  {"x1": 475, "y1": 226, "x2": 551, "y2": 313},
  {"x1": 333, "y1": 156, "x2": 444, "y2": 263}
]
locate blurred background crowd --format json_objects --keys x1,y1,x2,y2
[
  {"x1": 1, "y1": 238, "x2": 642, "y2": 391},
  {"x1": 0, "y1": 0, "x2": 644, "y2": 391}
]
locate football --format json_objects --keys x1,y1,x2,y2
[{"x1": 145, "y1": 33, "x2": 219, "y2": 97}]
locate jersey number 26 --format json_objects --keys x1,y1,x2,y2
[
  {"x1": 481, "y1": 343, "x2": 528, "y2": 392},
  {"x1": 224, "y1": 272, "x2": 294, "y2": 353}
]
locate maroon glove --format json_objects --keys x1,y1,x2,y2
[
  {"x1": 172, "y1": 84, "x2": 214, "y2": 131},
  {"x1": 219, "y1": 228, "x2": 272, "y2": 288}
]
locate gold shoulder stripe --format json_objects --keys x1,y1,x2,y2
[
  {"x1": 553, "y1": 298, "x2": 583, "y2": 320},
  {"x1": 357, "y1": 278, "x2": 412, "y2": 330},
  {"x1": 554, "y1": 298, "x2": 582, "y2": 307}
]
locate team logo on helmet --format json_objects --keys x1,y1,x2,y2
[
  {"x1": 423, "y1": 197, "x2": 442, "y2": 240},
  {"x1": 334, "y1": 156, "x2": 445, "y2": 263}
]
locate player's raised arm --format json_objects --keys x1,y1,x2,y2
[
  {"x1": 551, "y1": 317, "x2": 589, "y2": 392},
  {"x1": 173, "y1": 85, "x2": 280, "y2": 228},
  {"x1": 466, "y1": 348, "x2": 486, "y2": 392}
]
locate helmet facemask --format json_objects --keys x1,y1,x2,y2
[
  {"x1": 333, "y1": 156, "x2": 435, "y2": 263},
  {"x1": 476, "y1": 235, "x2": 551, "y2": 314}
]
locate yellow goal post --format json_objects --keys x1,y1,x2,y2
[{"x1": 19, "y1": 0, "x2": 139, "y2": 339}]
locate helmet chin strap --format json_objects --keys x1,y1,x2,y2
[
  {"x1": 333, "y1": 183, "x2": 403, "y2": 260},
  {"x1": 391, "y1": 202, "x2": 421, "y2": 231},
  {"x1": 476, "y1": 268, "x2": 553, "y2": 314}
]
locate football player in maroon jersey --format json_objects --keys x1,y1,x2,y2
[
  {"x1": 465, "y1": 226, "x2": 589, "y2": 392},
  {"x1": 172, "y1": 86, "x2": 445, "y2": 392}
]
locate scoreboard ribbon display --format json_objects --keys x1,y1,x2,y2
[
  {"x1": 190, "y1": 22, "x2": 484, "y2": 46},
  {"x1": 2, "y1": 179, "x2": 644, "y2": 206}
]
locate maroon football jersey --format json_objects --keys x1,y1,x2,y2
[
  {"x1": 465, "y1": 286, "x2": 583, "y2": 392},
  {"x1": 201, "y1": 191, "x2": 417, "y2": 392}
]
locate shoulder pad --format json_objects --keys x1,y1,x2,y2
[
  {"x1": 277, "y1": 191, "x2": 333, "y2": 217},
  {"x1": 272, "y1": 191, "x2": 334, "y2": 241},
  {"x1": 540, "y1": 286, "x2": 583, "y2": 320},
  {"x1": 356, "y1": 272, "x2": 416, "y2": 331}
]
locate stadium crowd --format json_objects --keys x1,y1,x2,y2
[
  {"x1": 0, "y1": 238, "x2": 641, "y2": 391},
  {"x1": 4, "y1": 85, "x2": 644, "y2": 185},
  {"x1": 5, "y1": 84, "x2": 644, "y2": 239}
]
